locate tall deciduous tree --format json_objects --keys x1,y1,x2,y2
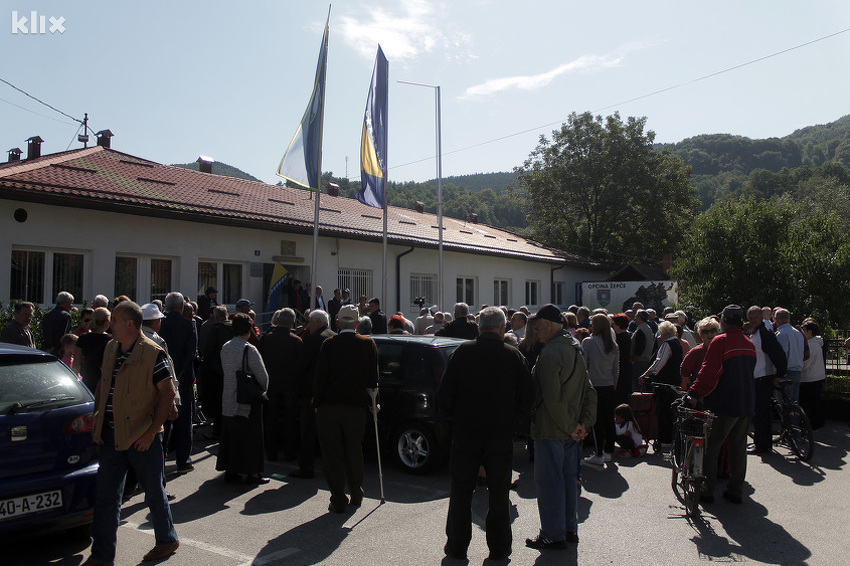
[
  {"x1": 671, "y1": 196, "x2": 850, "y2": 332},
  {"x1": 514, "y1": 112, "x2": 697, "y2": 263}
]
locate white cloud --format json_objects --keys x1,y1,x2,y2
[
  {"x1": 339, "y1": 0, "x2": 471, "y2": 62},
  {"x1": 461, "y1": 54, "x2": 623, "y2": 99}
]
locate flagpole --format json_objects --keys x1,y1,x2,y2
[
  {"x1": 311, "y1": 8, "x2": 331, "y2": 312},
  {"x1": 398, "y1": 80, "x2": 443, "y2": 310}
]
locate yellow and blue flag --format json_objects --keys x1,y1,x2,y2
[
  {"x1": 277, "y1": 14, "x2": 329, "y2": 190},
  {"x1": 265, "y1": 262, "x2": 288, "y2": 318},
  {"x1": 356, "y1": 45, "x2": 388, "y2": 208}
]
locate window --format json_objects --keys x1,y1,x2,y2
[
  {"x1": 115, "y1": 256, "x2": 138, "y2": 300},
  {"x1": 525, "y1": 280, "x2": 539, "y2": 307},
  {"x1": 338, "y1": 268, "x2": 372, "y2": 301},
  {"x1": 409, "y1": 273, "x2": 436, "y2": 308},
  {"x1": 11, "y1": 249, "x2": 85, "y2": 305},
  {"x1": 552, "y1": 282, "x2": 565, "y2": 307},
  {"x1": 222, "y1": 263, "x2": 242, "y2": 304},
  {"x1": 52, "y1": 253, "x2": 83, "y2": 301},
  {"x1": 456, "y1": 277, "x2": 475, "y2": 307},
  {"x1": 198, "y1": 261, "x2": 243, "y2": 304},
  {"x1": 10, "y1": 250, "x2": 45, "y2": 303},
  {"x1": 494, "y1": 278, "x2": 510, "y2": 306},
  {"x1": 150, "y1": 259, "x2": 172, "y2": 303}
]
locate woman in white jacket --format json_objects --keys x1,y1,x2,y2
[{"x1": 801, "y1": 319, "x2": 826, "y2": 429}]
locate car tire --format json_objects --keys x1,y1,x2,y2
[{"x1": 393, "y1": 424, "x2": 441, "y2": 474}]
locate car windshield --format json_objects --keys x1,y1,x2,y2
[{"x1": 0, "y1": 358, "x2": 92, "y2": 413}]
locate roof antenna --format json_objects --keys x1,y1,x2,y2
[{"x1": 77, "y1": 113, "x2": 90, "y2": 147}]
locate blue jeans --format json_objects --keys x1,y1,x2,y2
[
  {"x1": 785, "y1": 370, "x2": 802, "y2": 403},
  {"x1": 90, "y1": 426, "x2": 178, "y2": 564},
  {"x1": 534, "y1": 438, "x2": 579, "y2": 539}
]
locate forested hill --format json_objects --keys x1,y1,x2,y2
[
  {"x1": 168, "y1": 114, "x2": 850, "y2": 231},
  {"x1": 657, "y1": 114, "x2": 850, "y2": 207},
  {"x1": 172, "y1": 161, "x2": 262, "y2": 182}
]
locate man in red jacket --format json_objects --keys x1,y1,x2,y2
[{"x1": 688, "y1": 304, "x2": 756, "y2": 505}]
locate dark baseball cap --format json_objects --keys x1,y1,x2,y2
[{"x1": 529, "y1": 303, "x2": 564, "y2": 324}]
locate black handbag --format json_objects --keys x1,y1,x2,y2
[{"x1": 235, "y1": 344, "x2": 267, "y2": 405}]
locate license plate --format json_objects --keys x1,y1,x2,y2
[{"x1": 0, "y1": 490, "x2": 63, "y2": 520}]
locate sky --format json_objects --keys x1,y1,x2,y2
[{"x1": 3, "y1": 1, "x2": 850, "y2": 185}]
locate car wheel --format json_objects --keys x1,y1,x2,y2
[{"x1": 394, "y1": 424, "x2": 440, "y2": 474}]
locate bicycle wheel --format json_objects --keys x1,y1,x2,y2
[
  {"x1": 683, "y1": 476, "x2": 701, "y2": 517},
  {"x1": 786, "y1": 405, "x2": 815, "y2": 462},
  {"x1": 671, "y1": 425, "x2": 685, "y2": 497}
]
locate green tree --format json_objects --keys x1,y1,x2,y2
[
  {"x1": 671, "y1": 196, "x2": 850, "y2": 331},
  {"x1": 514, "y1": 112, "x2": 698, "y2": 263}
]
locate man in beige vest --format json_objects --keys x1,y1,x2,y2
[{"x1": 82, "y1": 301, "x2": 179, "y2": 565}]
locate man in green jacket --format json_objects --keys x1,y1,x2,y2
[{"x1": 525, "y1": 304, "x2": 596, "y2": 550}]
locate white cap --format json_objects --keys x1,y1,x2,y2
[{"x1": 141, "y1": 303, "x2": 165, "y2": 321}]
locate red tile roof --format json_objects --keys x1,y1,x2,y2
[{"x1": 0, "y1": 146, "x2": 602, "y2": 267}]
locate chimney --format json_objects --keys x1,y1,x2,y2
[
  {"x1": 197, "y1": 155, "x2": 214, "y2": 174},
  {"x1": 662, "y1": 254, "x2": 673, "y2": 273},
  {"x1": 415, "y1": 201, "x2": 425, "y2": 213},
  {"x1": 96, "y1": 129, "x2": 113, "y2": 148},
  {"x1": 326, "y1": 182, "x2": 339, "y2": 197},
  {"x1": 7, "y1": 148, "x2": 22, "y2": 163},
  {"x1": 26, "y1": 136, "x2": 43, "y2": 160},
  {"x1": 468, "y1": 212, "x2": 479, "y2": 224}
]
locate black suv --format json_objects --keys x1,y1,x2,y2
[{"x1": 371, "y1": 335, "x2": 463, "y2": 474}]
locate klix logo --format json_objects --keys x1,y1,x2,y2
[{"x1": 11, "y1": 11, "x2": 66, "y2": 34}]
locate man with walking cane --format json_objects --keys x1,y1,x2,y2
[
  {"x1": 438, "y1": 307, "x2": 533, "y2": 560},
  {"x1": 313, "y1": 305, "x2": 379, "y2": 513}
]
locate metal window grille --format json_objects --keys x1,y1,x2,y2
[
  {"x1": 150, "y1": 258, "x2": 172, "y2": 303},
  {"x1": 494, "y1": 279, "x2": 510, "y2": 306},
  {"x1": 115, "y1": 256, "x2": 138, "y2": 301},
  {"x1": 10, "y1": 250, "x2": 45, "y2": 303},
  {"x1": 409, "y1": 273, "x2": 436, "y2": 308},
  {"x1": 52, "y1": 253, "x2": 83, "y2": 302},
  {"x1": 338, "y1": 268, "x2": 373, "y2": 302},
  {"x1": 456, "y1": 277, "x2": 475, "y2": 307},
  {"x1": 525, "y1": 281, "x2": 539, "y2": 306}
]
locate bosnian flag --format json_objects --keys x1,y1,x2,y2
[{"x1": 356, "y1": 45, "x2": 388, "y2": 208}]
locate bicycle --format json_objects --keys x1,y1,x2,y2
[
  {"x1": 770, "y1": 378, "x2": 815, "y2": 462},
  {"x1": 669, "y1": 401, "x2": 714, "y2": 517}
]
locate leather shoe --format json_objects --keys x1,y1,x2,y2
[
  {"x1": 288, "y1": 469, "x2": 315, "y2": 479},
  {"x1": 81, "y1": 559, "x2": 111, "y2": 566},
  {"x1": 328, "y1": 502, "x2": 347, "y2": 513},
  {"x1": 246, "y1": 475, "x2": 270, "y2": 485},
  {"x1": 722, "y1": 491, "x2": 743, "y2": 504},
  {"x1": 747, "y1": 446, "x2": 771, "y2": 454},
  {"x1": 142, "y1": 540, "x2": 179, "y2": 561},
  {"x1": 444, "y1": 544, "x2": 467, "y2": 559}
]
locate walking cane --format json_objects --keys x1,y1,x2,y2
[{"x1": 368, "y1": 387, "x2": 386, "y2": 503}]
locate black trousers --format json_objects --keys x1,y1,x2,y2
[
  {"x1": 445, "y1": 432, "x2": 513, "y2": 557},
  {"x1": 753, "y1": 375, "x2": 776, "y2": 451},
  {"x1": 799, "y1": 380, "x2": 825, "y2": 429},
  {"x1": 316, "y1": 404, "x2": 367, "y2": 508},
  {"x1": 298, "y1": 400, "x2": 318, "y2": 473},
  {"x1": 655, "y1": 384, "x2": 679, "y2": 444},
  {"x1": 591, "y1": 385, "x2": 617, "y2": 455}
]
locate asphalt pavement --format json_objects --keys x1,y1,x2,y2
[{"x1": 9, "y1": 420, "x2": 849, "y2": 566}]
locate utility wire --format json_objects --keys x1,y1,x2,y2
[
  {"x1": 389, "y1": 27, "x2": 850, "y2": 173},
  {"x1": 0, "y1": 96, "x2": 77, "y2": 127},
  {"x1": 0, "y1": 76, "x2": 82, "y2": 124}
]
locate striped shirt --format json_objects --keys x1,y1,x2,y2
[{"x1": 104, "y1": 346, "x2": 171, "y2": 428}]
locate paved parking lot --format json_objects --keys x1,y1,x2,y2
[{"x1": 8, "y1": 421, "x2": 849, "y2": 566}]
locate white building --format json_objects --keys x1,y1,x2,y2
[{"x1": 0, "y1": 135, "x2": 608, "y2": 317}]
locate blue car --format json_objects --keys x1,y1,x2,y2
[{"x1": 0, "y1": 344, "x2": 98, "y2": 537}]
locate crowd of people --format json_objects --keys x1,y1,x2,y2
[{"x1": 0, "y1": 289, "x2": 833, "y2": 563}]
